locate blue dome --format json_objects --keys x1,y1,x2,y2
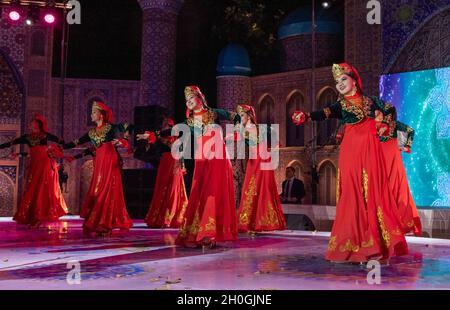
[
  {"x1": 278, "y1": 5, "x2": 343, "y2": 39},
  {"x1": 216, "y1": 44, "x2": 251, "y2": 76}
]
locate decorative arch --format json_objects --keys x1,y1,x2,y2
[
  {"x1": 317, "y1": 158, "x2": 337, "y2": 171},
  {"x1": 317, "y1": 160, "x2": 337, "y2": 206},
  {"x1": 287, "y1": 160, "x2": 305, "y2": 181},
  {"x1": 257, "y1": 94, "x2": 276, "y2": 147},
  {"x1": 385, "y1": 5, "x2": 450, "y2": 73},
  {"x1": 257, "y1": 93, "x2": 276, "y2": 123},
  {"x1": 0, "y1": 171, "x2": 16, "y2": 216},
  {"x1": 316, "y1": 86, "x2": 338, "y2": 146},
  {"x1": 286, "y1": 90, "x2": 305, "y2": 146}
]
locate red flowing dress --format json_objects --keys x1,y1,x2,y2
[
  {"x1": 308, "y1": 95, "x2": 408, "y2": 262},
  {"x1": 237, "y1": 125, "x2": 286, "y2": 232},
  {"x1": 175, "y1": 109, "x2": 238, "y2": 246},
  {"x1": 64, "y1": 123, "x2": 132, "y2": 234},
  {"x1": 145, "y1": 137, "x2": 188, "y2": 228},
  {"x1": 0, "y1": 133, "x2": 68, "y2": 225},
  {"x1": 375, "y1": 116, "x2": 422, "y2": 236}
]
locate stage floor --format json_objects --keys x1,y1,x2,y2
[{"x1": 0, "y1": 217, "x2": 449, "y2": 290}]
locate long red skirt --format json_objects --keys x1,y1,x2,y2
[
  {"x1": 326, "y1": 118, "x2": 408, "y2": 262},
  {"x1": 14, "y1": 145, "x2": 68, "y2": 225},
  {"x1": 176, "y1": 143, "x2": 237, "y2": 246},
  {"x1": 381, "y1": 139, "x2": 422, "y2": 236},
  {"x1": 145, "y1": 152, "x2": 188, "y2": 228},
  {"x1": 237, "y1": 155, "x2": 286, "y2": 232},
  {"x1": 80, "y1": 142, "x2": 132, "y2": 234}
]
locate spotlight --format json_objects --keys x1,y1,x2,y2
[
  {"x1": 322, "y1": 1, "x2": 330, "y2": 8},
  {"x1": 9, "y1": 10, "x2": 21, "y2": 21},
  {"x1": 42, "y1": 1, "x2": 57, "y2": 25},
  {"x1": 43, "y1": 13, "x2": 55, "y2": 24}
]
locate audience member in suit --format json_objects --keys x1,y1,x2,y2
[{"x1": 280, "y1": 166, "x2": 305, "y2": 204}]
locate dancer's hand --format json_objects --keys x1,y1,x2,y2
[
  {"x1": 136, "y1": 131, "x2": 156, "y2": 144},
  {"x1": 292, "y1": 111, "x2": 307, "y2": 126},
  {"x1": 173, "y1": 162, "x2": 186, "y2": 175},
  {"x1": 9, "y1": 152, "x2": 18, "y2": 160},
  {"x1": 374, "y1": 110, "x2": 383, "y2": 122},
  {"x1": 136, "y1": 133, "x2": 149, "y2": 141},
  {"x1": 399, "y1": 146, "x2": 411, "y2": 153}
]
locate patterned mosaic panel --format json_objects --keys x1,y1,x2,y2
[
  {"x1": 0, "y1": 132, "x2": 19, "y2": 158},
  {"x1": 280, "y1": 34, "x2": 342, "y2": 72},
  {"x1": 0, "y1": 168, "x2": 15, "y2": 216},
  {"x1": 140, "y1": 9, "x2": 178, "y2": 110},
  {"x1": 388, "y1": 9, "x2": 450, "y2": 73},
  {"x1": 138, "y1": 0, "x2": 183, "y2": 14},
  {"x1": 0, "y1": 51, "x2": 23, "y2": 124},
  {"x1": 0, "y1": 10, "x2": 26, "y2": 74},
  {"x1": 383, "y1": 0, "x2": 450, "y2": 71},
  {"x1": 0, "y1": 165, "x2": 17, "y2": 183},
  {"x1": 217, "y1": 76, "x2": 252, "y2": 112}
]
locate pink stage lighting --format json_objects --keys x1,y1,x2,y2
[
  {"x1": 43, "y1": 13, "x2": 55, "y2": 24},
  {"x1": 8, "y1": 10, "x2": 21, "y2": 21}
]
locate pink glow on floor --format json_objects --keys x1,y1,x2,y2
[{"x1": 0, "y1": 217, "x2": 449, "y2": 290}]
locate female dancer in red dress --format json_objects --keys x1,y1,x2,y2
[
  {"x1": 63, "y1": 102, "x2": 132, "y2": 236},
  {"x1": 292, "y1": 63, "x2": 408, "y2": 263},
  {"x1": 375, "y1": 111, "x2": 422, "y2": 236},
  {"x1": 0, "y1": 114, "x2": 67, "y2": 227},
  {"x1": 235, "y1": 104, "x2": 286, "y2": 232},
  {"x1": 136, "y1": 118, "x2": 188, "y2": 228},
  {"x1": 163, "y1": 86, "x2": 238, "y2": 247}
]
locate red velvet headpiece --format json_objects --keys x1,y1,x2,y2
[
  {"x1": 332, "y1": 63, "x2": 364, "y2": 94},
  {"x1": 33, "y1": 113, "x2": 48, "y2": 133},
  {"x1": 92, "y1": 101, "x2": 113, "y2": 123},
  {"x1": 237, "y1": 104, "x2": 257, "y2": 124}
]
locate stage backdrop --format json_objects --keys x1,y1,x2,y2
[{"x1": 380, "y1": 66, "x2": 450, "y2": 208}]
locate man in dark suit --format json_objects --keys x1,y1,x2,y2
[{"x1": 280, "y1": 166, "x2": 305, "y2": 204}]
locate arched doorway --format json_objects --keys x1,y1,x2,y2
[
  {"x1": 286, "y1": 91, "x2": 305, "y2": 146},
  {"x1": 258, "y1": 94, "x2": 276, "y2": 148},
  {"x1": 317, "y1": 160, "x2": 337, "y2": 206}
]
